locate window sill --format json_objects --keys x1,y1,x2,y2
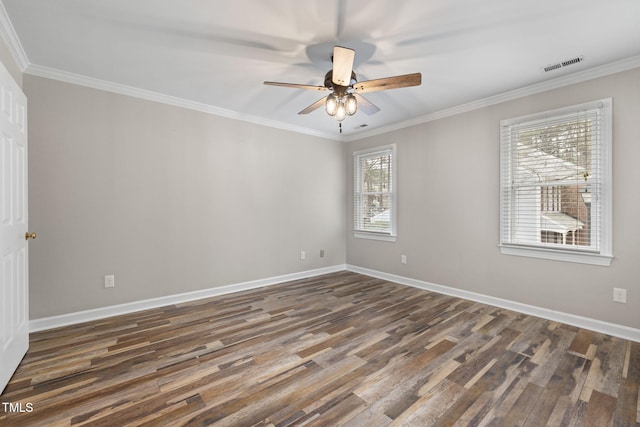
[
  {"x1": 499, "y1": 244, "x2": 612, "y2": 266},
  {"x1": 354, "y1": 232, "x2": 397, "y2": 242}
]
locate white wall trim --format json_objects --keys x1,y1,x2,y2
[
  {"x1": 29, "y1": 265, "x2": 347, "y2": 332},
  {"x1": 499, "y1": 245, "x2": 613, "y2": 267},
  {"x1": 6, "y1": 22, "x2": 636, "y2": 146},
  {"x1": 26, "y1": 264, "x2": 640, "y2": 342},
  {"x1": 347, "y1": 264, "x2": 640, "y2": 343},
  {"x1": 0, "y1": 2, "x2": 29, "y2": 71},
  {"x1": 23, "y1": 64, "x2": 341, "y2": 142},
  {"x1": 26, "y1": 56, "x2": 640, "y2": 144},
  {"x1": 343, "y1": 55, "x2": 640, "y2": 142},
  {"x1": 0, "y1": 5, "x2": 638, "y2": 143}
]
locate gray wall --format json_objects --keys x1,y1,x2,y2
[
  {"x1": 347, "y1": 67, "x2": 640, "y2": 329},
  {"x1": 25, "y1": 75, "x2": 346, "y2": 318},
  {"x1": 14, "y1": 51, "x2": 640, "y2": 331}
]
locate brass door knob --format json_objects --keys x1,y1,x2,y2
[{"x1": 25, "y1": 232, "x2": 37, "y2": 240}]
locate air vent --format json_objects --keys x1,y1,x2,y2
[
  {"x1": 562, "y1": 56, "x2": 583, "y2": 67},
  {"x1": 544, "y1": 56, "x2": 584, "y2": 72},
  {"x1": 544, "y1": 63, "x2": 562, "y2": 72}
]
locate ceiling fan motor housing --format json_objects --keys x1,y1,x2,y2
[{"x1": 324, "y1": 70, "x2": 357, "y2": 96}]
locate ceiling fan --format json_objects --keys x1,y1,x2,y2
[{"x1": 264, "y1": 46, "x2": 421, "y2": 124}]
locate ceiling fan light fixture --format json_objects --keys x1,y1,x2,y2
[
  {"x1": 345, "y1": 94, "x2": 357, "y2": 116},
  {"x1": 264, "y1": 46, "x2": 421, "y2": 129},
  {"x1": 325, "y1": 93, "x2": 338, "y2": 116}
]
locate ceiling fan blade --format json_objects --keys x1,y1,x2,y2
[
  {"x1": 264, "y1": 81, "x2": 327, "y2": 91},
  {"x1": 332, "y1": 46, "x2": 355, "y2": 86},
  {"x1": 354, "y1": 94, "x2": 380, "y2": 115},
  {"x1": 298, "y1": 96, "x2": 327, "y2": 114},
  {"x1": 353, "y1": 72, "x2": 422, "y2": 93}
]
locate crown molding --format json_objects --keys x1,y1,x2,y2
[
  {"x1": 344, "y1": 55, "x2": 640, "y2": 142},
  {"x1": 19, "y1": 54, "x2": 640, "y2": 143},
  {"x1": 0, "y1": 1, "x2": 29, "y2": 71},
  {"x1": 0, "y1": 2, "x2": 340, "y2": 140},
  {"x1": 5, "y1": 6, "x2": 637, "y2": 146},
  {"x1": 24, "y1": 63, "x2": 342, "y2": 142}
]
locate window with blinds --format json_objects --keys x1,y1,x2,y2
[
  {"x1": 499, "y1": 99, "x2": 612, "y2": 266},
  {"x1": 353, "y1": 145, "x2": 397, "y2": 241}
]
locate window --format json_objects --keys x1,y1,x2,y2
[
  {"x1": 499, "y1": 99, "x2": 612, "y2": 266},
  {"x1": 353, "y1": 145, "x2": 396, "y2": 241}
]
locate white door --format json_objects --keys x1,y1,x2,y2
[{"x1": 0, "y1": 60, "x2": 28, "y2": 394}]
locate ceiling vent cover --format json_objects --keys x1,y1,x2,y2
[{"x1": 544, "y1": 56, "x2": 584, "y2": 72}]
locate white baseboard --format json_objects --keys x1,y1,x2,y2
[
  {"x1": 347, "y1": 265, "x2": 640, "y2": 343},
  {"x1": 29, "y1": 264, "x2": 347, "y2": 332},
  {"x1": 30, "y1": 263, "x2": 640, "y2": 343}
]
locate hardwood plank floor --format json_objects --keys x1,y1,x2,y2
[{"x1": 1, "y1": 271, "x2": 638, "y2": 426}]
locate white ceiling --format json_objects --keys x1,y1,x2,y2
[{"x1": 2, "y1": 0, "x2": 639, "y2": 140}]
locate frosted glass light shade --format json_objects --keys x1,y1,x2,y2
[
  {"x1": 335, "y1": 102, "x2": 347, "y2": 121},
  {"x1": 325, "y1": 94, "x2": 338, "y2": 116},
  {"x1": 345, "y1": 94, "x2": 357, "y2": 115}
]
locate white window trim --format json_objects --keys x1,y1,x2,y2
[
  {"x1": 353, "y1": 144, "x2": 397, "y2": 242},
  {"x1": 499, "y1": 98, "x2": 613, "y2": 266}
]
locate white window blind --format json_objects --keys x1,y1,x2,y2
[
  {"x1": 500, "y1": 99, "x2": 612, "y2": 265},
  {"x1": 353, "y1": 145, "x2": 396, "y2": 241}
]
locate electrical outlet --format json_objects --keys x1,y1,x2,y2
[
  {"x1": 104, "y1": 274, "x2": 115, "y2": 288},
  {"x1": 401, "y1": 254, "x2": 407, "y2": 264},
  {"x1": 613, "y1": 287, "x2": 627, "y2": 303},
  {"x1": 300, "y1": 251, "x2": 306, "y2": 260},
  {"x1": 320, "y1": 249, "x2": 325, "y2": 258}
]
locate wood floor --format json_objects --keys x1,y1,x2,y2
[{"x1": 1, "y1": 271, "x2": 638, "y2": 426}]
